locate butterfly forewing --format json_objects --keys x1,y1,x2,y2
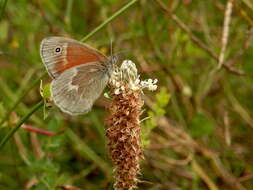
[{"x1": 40, "y1": 37, "x2": 108, "y2": 78}]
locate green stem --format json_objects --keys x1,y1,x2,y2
[
  {"x1": 0, "y1": 72, "x2": 47, "y2": 127},
  {"x1": 0, "y1": 101, "x2": 44, "y2": 149},
  {"x1": 80, "y1": 0, "x2": 139, "y2": 42},
  {"x1": 65, "y1": 0, "x2": 73, "y2": 31},
  {"x1": 0, "y1": 0, "x2": 8, "y2": 21}
]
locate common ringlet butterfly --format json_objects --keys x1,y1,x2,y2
[{"x1": 40, "y1": 37, "x2": 117, "y2": 115}]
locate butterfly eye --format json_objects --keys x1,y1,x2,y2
[{"x1": 55, "y1": 47, "x2": 61, "y2": 53}]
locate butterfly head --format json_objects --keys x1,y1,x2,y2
[
  {"x1": 107, "y1": 54, "x2": 118, "y2": 74},
  {"x1": 110, "y1": 54, "x2": 118, "y2": 65}
]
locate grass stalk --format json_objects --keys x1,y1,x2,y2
[
  {"x1": 64, "y1": 0, "x2": 73, "y2": 31},
  {"x1": 0, "y1": 0, "x2": 8, "y2": 21},
  {"x1": 80, "y1": 0, "x2": 139, "y2": 42},
  {"x1": 66, "y1": 129, "x2": 111, "y2": 176},
  {"x1": 0, "y1": 72, "x2": 47, "y2": 127},
  {"x1": 0, "y1": 101, "x2": 44, "y2": 149}
]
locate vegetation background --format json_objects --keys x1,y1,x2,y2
[{"x1": 0, "y1": 0, "x2": 253, "y2": 189}]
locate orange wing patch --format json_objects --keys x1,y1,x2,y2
[{"x1": 54, "y1": 43, "x2": 107, "y2": 75}]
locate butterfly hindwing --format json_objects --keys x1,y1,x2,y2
[{"x1": 51, "y1": 63, "x2": 109, "y2": 115}]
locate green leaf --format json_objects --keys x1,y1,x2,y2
[
  {"x1": 0, "y1": 20, "x2": 8, "y2": 42},
  {"x1": 189, "y1": 113, "x2": 214, "y2": 138},
  {"x1": 0, "y1": 102, "x2": 5, "y2": 120},
  {"x1": 141, "y1": 88, "x2": 171, "y2": 147},
  {"x1": 155, "y1": 87, "x2": 171, "y2": 110},
  {"x1": 242, "y1": 48, "x2": 253, "y2": 75},
  {"x1": 41, "y1": 83, "x2": 51, "y2": 99}
]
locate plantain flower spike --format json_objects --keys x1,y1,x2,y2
[{"x1": 106, "y1": 60, "x2": 157, "y2": 190}]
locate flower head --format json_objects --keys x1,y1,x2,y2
[{"x1": 109, "y1": 60, "x2": 158, "y2": 95}]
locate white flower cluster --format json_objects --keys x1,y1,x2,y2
[
  {"x1": 109, "y1": 60, "x2": 158, "y2": 95},
  {"x1": 140, "y1": 79, "x2": 158, "y2": 91}
]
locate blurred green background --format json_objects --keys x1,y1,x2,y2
[{"x1": 0, "y1": 0, "x2": 253, "y2": 189}]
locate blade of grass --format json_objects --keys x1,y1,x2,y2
[
  {"x1": 0, "y1": 72, "x2": 47, "y2": 127},
  {"x1": 223, "y1": 80, "x2": 253, "y2": 129},
  {"x1": 71, "y1": 164, "x2": 96, "y2": 182},
  {"x1": 80, "y1": 0, "x2": 139, "y2": 42},
  {"x1": 0, "y1": 0, "x2": 8, "y2": 21},
  {"x1": 171, "y1": 93, "x2": 187, "y2": 127},
  {"x1": 16, "y1": 68, "x2": 37, "y2": 96},
  {"x1": 66, "y1": 129, "x2": 111, "y2": 176},
  {"x1": 192, "y1": 160, "x2": 219, "y2": 190},
  {"x1": 241, "y1": 0, "x2": 253, "y2": 10},
  {"x1": 0, "y1": 100, "x2": 44, "y2": 149},
  {"x1": 64, "y1": 0, "x2": 73, "y2": 31},
  {"x1": 90, "y1": 112, "x2": 105, "y2": 143},
  {"x1": 0, "y1": 76, "x2": 43, "y2": 127}
]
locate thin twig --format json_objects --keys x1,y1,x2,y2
[
  {"x1": 155, "y1": 0, "x2": 244, "y2": 75},
  {"x1": 30, "y1": 133, "x2": 45, "y2": 159},
  {"x1": 224, "y1": 111, "x2": 231, "y2": 146},
  {"x1": 14, "y1": 133, "x2": 30, "y2": 164},
  {"x1": 234, "y1": 1, "x2": 253, "y2": 26},
  {"x1": 218, "y1": 0, "x2": 233, "y2": 69},
  {"x1": 239, "y1": 173, "x2": 253, "y2": 182}
]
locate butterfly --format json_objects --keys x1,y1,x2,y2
[{"x1": 40, "y1": 37, "x2": 117, "y2": 115}]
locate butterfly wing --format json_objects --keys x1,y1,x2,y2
[
  {"x1": 40, "y1": 36, "x2": 108, "y2": 79},
  {"x1": 51, "y1": 63, "x2": 109, "y2": 115}
]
